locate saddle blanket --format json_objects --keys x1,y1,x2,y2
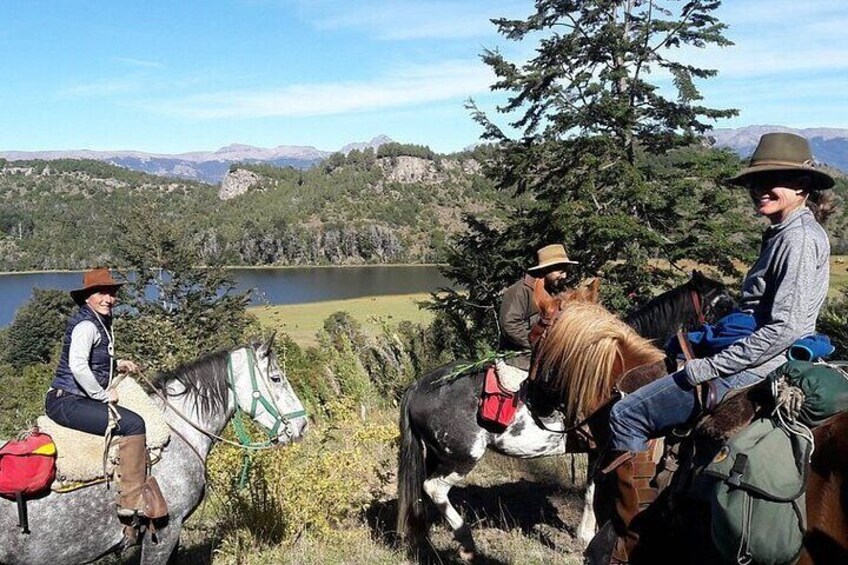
[{"x1": 37, "y1": 377, "x2": 170, "y2": 489}]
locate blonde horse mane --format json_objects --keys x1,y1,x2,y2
[{"x1": 534, "y1": 301, "x2": 664, "y2": 424}]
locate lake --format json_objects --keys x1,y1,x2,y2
[{"x1": 0, "y1": 266, "x2": 452, "y2": 327}]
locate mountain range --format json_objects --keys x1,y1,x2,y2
[
  {"x1": 709, "y1": 126, "x2": 848, "y2": 172},
  {"x1": 1, "y1": 126, "x2": 845, "y2": 185},
  {"x1": 0, "y1": 135, "x2": 394, "y2": 184}
]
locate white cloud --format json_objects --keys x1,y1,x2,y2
[
  {"x1": 150, "y1": 60, "x2": 495, "y2": 119},
  {"x1": 60, "y1": 75, "x2": 147, "y2": 98},
  {"x1": 300, "y1": 0, "x2": 527, "y2": 40},
  {"x1": 112, "y1": 57, "x2": 163, "y2": 69},
  {"x1": 718, "y1": 0, "x2": 844, "y2": 27}
]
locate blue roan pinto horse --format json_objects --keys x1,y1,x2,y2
[
  {"x1": 397, "y1": 272, "x2": 733, "y2": 559},
  {"x1": 0, "y1": 336, "x2": 308, "y2": 565}
]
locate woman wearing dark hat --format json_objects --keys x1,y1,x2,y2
[
  {"x1": 601, "y1": 133, "x2": 836, "y2": 563},
  {"x1": 45, "y1": 268, "x2": 150, "y2": 518}
]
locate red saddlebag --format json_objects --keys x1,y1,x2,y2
[
  {"x1": 0, "y1": 429, "x2": 57, "y2": 533},
  {"x1": 479, "y1": 366, "x2": 521, "y2": 428}
]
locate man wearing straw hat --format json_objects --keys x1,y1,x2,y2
[{"x1": 499, "y1": 244, "x2": 578, "y2": 368}]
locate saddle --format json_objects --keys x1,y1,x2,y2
[{"x1": 38, "y1": 378, "x2": 170, "y2": 491}]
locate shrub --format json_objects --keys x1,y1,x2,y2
[
  {"x1": 0, "y1": 363, "x2": 54, "y2": 436},
  {"x1": 3, "y1": 289, "x2": 75, "y2": 368},
  {"x1": 207, "y1": 400, "x2": 398, "y2": 548},
  {"x1": 820, "y1": 285, "x2": 848, "y2": 358}
]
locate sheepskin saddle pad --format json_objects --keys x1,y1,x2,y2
[
  {"x1": 37, "y1": 377, "x2": 170, "y2": 489},
  {"x1": 495, "y1": 359, "x2": 529, "y2": 393}
]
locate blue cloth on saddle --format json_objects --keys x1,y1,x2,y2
[
  {"x1": 787, "y1": 334, "x2": 835, "y2": 361},
  {"x1": 666, "y1": 311, "x2": 757, "y2": 359}
]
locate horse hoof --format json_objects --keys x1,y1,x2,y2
[{"x1": 458, "y1": 548, "x2": 476, "y2": 561}]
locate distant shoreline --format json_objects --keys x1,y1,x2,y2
[{"x1": 0, "y1": 263, "x2": 447, "y2": 276}]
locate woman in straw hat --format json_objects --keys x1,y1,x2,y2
[
  {"x1": 601, "y1": 133, "x2": 836, "y2": 563},
  {"x1": 44, "y1": 268, "x2": 152, "y2": 519}
]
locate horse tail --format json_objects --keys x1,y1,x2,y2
[{"x1": 396, "y1": 385, "x2": 428, "y2": 549}]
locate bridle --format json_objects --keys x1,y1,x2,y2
[
  {"x1": 689, "y1": 288, "x2": 706, "y2": 325},
  {"x1": 140, "y1": 345, "x2": 306, "y2": 466},
  {"x1": 690, "y1": 283, "x2": 732, "y2": 328},
  {"x1": 227, "y1": 346, "x2": 307, "y2": 447},
  {"x1": 527, "y1": 304, "x2": 565, "y2": 382}
]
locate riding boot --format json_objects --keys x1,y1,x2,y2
[
  {"x1": 116, "y1": 434, "x2": 148, "y2": 517},
  {"x1": 601, "y1": 446, "x2": 659, "y2": 564}
]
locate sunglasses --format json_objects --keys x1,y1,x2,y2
[{"x1": 747, "y1": 173, "x2": 809, "y2": 192}]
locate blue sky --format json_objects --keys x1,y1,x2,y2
[{"x1": 2, "y1": 0, "x2": 847, "y2": 154}]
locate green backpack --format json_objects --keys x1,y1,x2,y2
[
  {"x1": 767, "y1": 360, "x2": 848, "y2": 426},
  {"x1": 702, "y1": 417, "x2": 810, "y2": 565}
]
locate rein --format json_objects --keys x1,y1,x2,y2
[{"x1": 690, "y1": 288, "x2": 706, "y2": 325}]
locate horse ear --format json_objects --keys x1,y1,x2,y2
[
  {"x1": 692, "y1": 269, "x2": 703, "y2": 280},
  {"x1": 262, "y1": 331, "x2": 277, "y2": 353},
  {"x1": 533, "y1": 278, "x2": 558, "y2": 317},
  {"x1": 585, "y1": 277, "x2": 601, "y2": 303}
]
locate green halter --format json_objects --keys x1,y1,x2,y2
[{"x1": 226, "y1": 346, "x2": 307, "y2": 487}]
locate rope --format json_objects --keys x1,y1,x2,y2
[{"x1": 770, "y1": 377, "x2": 815, "y2": 460}]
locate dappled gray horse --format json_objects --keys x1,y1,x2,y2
[
  {"x1": 397, "y1": 272, "x2": 733, "y2": 558},
  {"x1": 0, "y1": 336, "x2": 307, "y2": 565}
]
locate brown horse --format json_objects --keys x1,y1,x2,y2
[
  {"x1": 530, "y1": 294, "x2": 848, "y2": 564},
  {"x1": 531, "y1": 286, "x2": 666, "y2": 425},
  {"x1": 797, "y1": 409, "x2": 848, "y2": 563}
]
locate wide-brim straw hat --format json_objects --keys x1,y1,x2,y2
[
  {"x1": 70, "y1": 268, "x2": 124, "y2": 305},
  {"x1": 527, "y1": 244, "x2": 578, "y2": 274},
  {"x1": 726, "y1": 132, "x2": 834, "y2": 191}
]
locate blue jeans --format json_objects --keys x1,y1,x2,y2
[
  {"x1": 609, "y1": 370, "x2": 761, "y2": 453},
  {"x1": 45, "y1": 389, "x2": 145, "y2": 436}
]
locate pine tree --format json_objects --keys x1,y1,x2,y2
[
  {"x1": 112, "y1": 198, "x2": 255, "y2": 370},
  {"x1": 434, "y1": 0, "x2": 761, "y2": 349}
]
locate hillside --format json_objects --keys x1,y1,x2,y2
[
  {"x1": 1, "y1": 142, "x2": 846, "y2": 272},
  {"x1": 0, "y1": 146, "x2": 508, "y2": 271}
]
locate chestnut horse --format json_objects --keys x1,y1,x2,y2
[{"x1": 531, "y1": 297, "x2": 848, "y2": 564}]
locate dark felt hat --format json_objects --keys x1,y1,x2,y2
[
  {"x1": 70, "y1": 268, "x2": 124, "y2": 305},
  {"x1": 726, "y1": 132, "x2": 834, "y2": 191}
]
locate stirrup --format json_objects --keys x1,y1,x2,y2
[{"x1": 119, "y1": 520, "x2": 141, "y2": 551}]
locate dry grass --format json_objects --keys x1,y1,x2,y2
[
  {"x1": 648, "y1": 256, "x2": 848, "y2": 298},
  {"x1": 831, "y1": 255, "x2": 848, "y2": 296},
  {"x1": 166, "y1": 404, "x2": 588, "y2": 565}
]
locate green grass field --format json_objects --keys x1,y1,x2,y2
[
  {"x1": 250, "y1": 293, "x2": 434, "y2": 347},
  {"x1": 251, "y1": 257, "x2": 848, "y2": 348}
]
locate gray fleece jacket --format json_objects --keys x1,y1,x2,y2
[{"x1": 685, "y1": 207, "x2": 830, "y2": 385}]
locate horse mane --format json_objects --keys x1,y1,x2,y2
[
  {"x1": 152, "y1": 348, "x2": 233, "y2": 418},
  {"x1": 535, "y1": 301, "x2": 664, "y2": 424},
  {"x1": 624, "y1": 281, "x2": 694, "y2": 343}
]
